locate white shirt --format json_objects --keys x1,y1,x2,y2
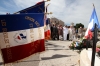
[
  {"x1": 68, "y1": 28, "x2": 73, "y2": 34},
  {"x1": 63, "y1": 26, "x2": 68, "y2": 34}
]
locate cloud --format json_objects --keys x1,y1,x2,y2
[
  {"x1": 47, "y1": 0, "x2": 100, "y2": 28},
  {"x1": 13, "y1": 0, "x2": 40, "y2": 9},
  {"x1": 0, "y1": 0, "x2": 100, "y2": 28}
]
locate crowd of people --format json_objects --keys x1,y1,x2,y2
[{"x1": 50, "y1": 24, "x2": 85, "y2": 41}]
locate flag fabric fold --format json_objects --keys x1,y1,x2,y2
[
  {"x1": 0, "y1": 13, "x2": 45, "y2": 63},
  {"x1": 85, "y1": 7, "x2": 99, "y2": 39},
  {"x1": 14, "y1": 0, "x2": 46, "y2": 52}
]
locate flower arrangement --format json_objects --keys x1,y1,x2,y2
[
  {"x1": 96, "y1": 46, "x2": 100, "y2": 56},
  {"x1": 69, "y1": 41, "x2": 82, "y2": 50},
  {"x1": 69, "y1": 41, "x2": 76, "y2": 49},
  {"x1": 69, "y1": 37, "x2": 86, "y2": 50}
]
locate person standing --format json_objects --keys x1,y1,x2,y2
[
  {"x1": 58, "y1": 25, "x2": 63, "y2": 40},
  {"x1": 68, "y1": 25, "x2": 73, "y2": 41},
  {"x1": 50, "y1": 24, "x2": 53, "y2": 40},
  {"x1": 78, "y1": 26, "x2": 83, "y2": 38},
  {"x1": 63, "y1": 25, "x2": 68, "y2": 40},
  {"x1": 72, "y1": 26, "x2": 76, "y2": 39},
  {"x1": 52, "y1": 24, "x2": 58, "y2": 40},
  {"x1": 67, "y1": 26, "x2": 70, "y2": 40},
  {"x1": 56, "y1": 25, "x2": 59, "y2": 40}
]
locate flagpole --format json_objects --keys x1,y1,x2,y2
[
  {"x1": 45, "y1": 0, "x2": 50, "y2": 2},
  {"x1": 45, "y1": 3, "x2": 52, "y2": 15},
  {"x1": 93, "y1": 3, "x2": 95, "y2": 8},
  {"x1": 91, "y1": 4, "x2": 97, "y2": 66},
  {"x1": 91, "y1": 23, "x2": 97, "y2": 66},
  {"x1": 44, "y1": 0, "x2": 52, "y2": 41}
]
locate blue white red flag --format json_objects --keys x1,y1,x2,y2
[
  {"x1": 45, "y1": 18, "x2": 51, "y2": 40},
  {"x1": 0, "y1": 13, "x2": 45, "y2": 63},
  {"x1": 85, "y1": 7, "x2": 99, "y2": 39}
]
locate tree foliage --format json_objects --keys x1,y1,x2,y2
[{"x1": 75, "y1": 23, "x2": 84, "y2": 28}]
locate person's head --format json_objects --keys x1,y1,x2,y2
[
  {"x1": 70, "y1": 25, "x2": 73, "y2": 28},
  {"x1": 58, "y1": 25, "x2": 60, "y2": 27},
  {"x1": 52, "y1": 24, "x2": 55, "y2": 26},
  {"x1": 80, "y1": 26, "x2": 82, "y2": 28},
  {"x1": 60, "y1": 25, "x2": 62, "y2": 27},
  {"x1": 65, "y1": 25, "x2": 67, "y2": 28}
]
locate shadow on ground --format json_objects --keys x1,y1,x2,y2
[
  {"x1": 0, "y1": 62, "x2": 4, "y2": 65},
  {"x1": 45, "y1": 43, "x2": 64, "y2": 47},
  {"x1": 41, "y1": 54, "x2": 74, "y2": 60},
  {"x1": 45, "y1": 43, "x2": 69, "y2": 50}
]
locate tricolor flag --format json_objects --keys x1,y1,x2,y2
[
  {"x1": 0, "y1": 13, "x2": 45, "y2": 63},
  {"x1": 44, "y1": 4, "x2": 51, "y2": 40},
  {"x1": 85, "y1": 7, "x2": 99, "y2": 39},
  {"x1": 45, "y1": 18, "x2": 51, "y2": 40},
  {"x1": 14, "y1": 1, "x2": 45, "y2": 14},
  {"x1": 14, "y1": 1, "x2": 51, "y2": 40},
  {"x1": 14, "y1": 0, "x2": 46, "y2": 54}
]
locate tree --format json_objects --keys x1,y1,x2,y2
[{"x1": 75, "y1": 23, "x2": 84, "y2": 29}]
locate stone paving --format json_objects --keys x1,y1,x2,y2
[
  {"x1": 0, "y1": 40, "x2": 80, "y2": 66},
  {"x1": 39, "y1": 40, "x2": 80, "y2": 66}
]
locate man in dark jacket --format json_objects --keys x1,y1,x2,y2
[
  {"x1": 50, "y1": 25, "x2": 53, "y2": 40},
  {"x1": 52, "y1": 24, "x2": 59, "y2": 40}
]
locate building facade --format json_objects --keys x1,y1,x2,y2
[{"x1": 50, "y1": 17, "x2": 64, "y2": 26}]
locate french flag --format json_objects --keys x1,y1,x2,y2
[
  {"x1": 85, "y1": 7, "x2": 99, "y2": 39},
  {"x1": 44, "y1": 4, "x2": 51, "y2": 40},
  {"x1": 0, "y1": 13, "x2": 45, "y2": 63},
  {"x1": 45, "y1": 18, "x2": 51, "y2": 40}
]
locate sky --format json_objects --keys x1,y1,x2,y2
[{"x1": 0, "y1": 0, "x2": 100, "y2": 28}]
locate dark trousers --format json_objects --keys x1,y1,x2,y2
[
  {"x1": 51, "y1": 32, "x2": 53, "y2": 40},
  {"x1": 52, "y1": 33, "x2": 59, "y2": 40},
  {"x1": 67, "y1": 34, "x2": 69, "y2": 40}
]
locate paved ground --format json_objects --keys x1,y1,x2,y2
[
  {"x1": 0, "y1": 40, "x2": 80, "y2": 66},
  {"x1": 39, "y1": 40, "x2": 80, "y2": 66}
]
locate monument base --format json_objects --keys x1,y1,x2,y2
[{"x1": 80, "y1": 48, "x2": 100, "y2": 66}]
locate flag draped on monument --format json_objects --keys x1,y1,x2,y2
[
  {"x1": 85, "y1": 7, "x2": 99, "y2": 39},
  {"x1": 0, "y1": 13, "x2": 44, "y2": 63}
]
